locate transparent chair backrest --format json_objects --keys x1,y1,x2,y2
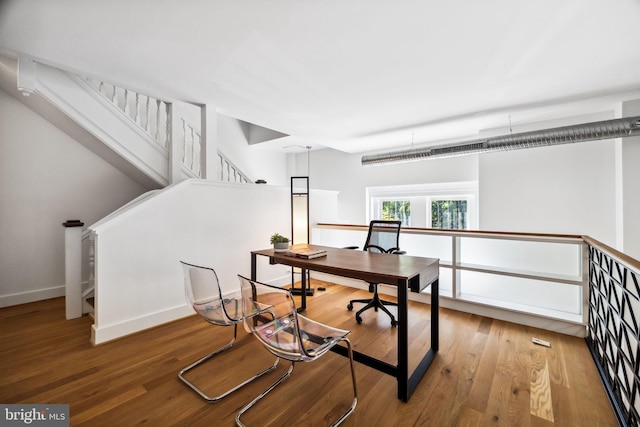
[
  {"x1": 181, "y1": 262, "x2": 237, "y2": 325},
  {"x1": 366, "y1": 221, "x2": 401, "y2": 253},
  {"x1": 239, "y1": 276, "x2": 311, "y2": 359}
]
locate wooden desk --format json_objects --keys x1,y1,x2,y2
[{"x1": 251, "y1": 245, "x2": 439, "y2": 402}]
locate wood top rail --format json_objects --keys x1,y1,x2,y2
[
  {"x1": 317, "y1": 223, "x2": 583, "y2": 240},
  {"x1": 583, "y1": 235, "x2": 640, "y2": 272},
  {"x1": 316, "y1": 223, "x2": 640, "y2": 270}
]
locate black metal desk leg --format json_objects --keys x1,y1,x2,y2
[
  {"x1": 300, "y1": 268, "x2": 307, "y2": 311},
  {"x1": 397, "y1": 278, "x2": 409, "y2": 401},
  {"x1": 432, "y1": 279, "x2": 439, "y2": 352},
  {"x1": 251, "y1": 253, "x2": 257, "y2": 281}
]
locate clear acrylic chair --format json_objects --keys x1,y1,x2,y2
[
  {"x1": 236, "y1": 275, "x2": 358, "y2": 427},
  {"x1": 178, "y1": 261, "x2": 279, "y2": 402}
]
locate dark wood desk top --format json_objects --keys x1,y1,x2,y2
[{"x1": 252, "y1": 245, "x2": 439, "y2": 289}]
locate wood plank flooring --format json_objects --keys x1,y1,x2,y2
[{"x1": 0, "y1": 280, "x2": 618, "y2": 426}]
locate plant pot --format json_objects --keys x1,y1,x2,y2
[{"x1": 273, "y1": 242, "x2": 289, "y2": 252}]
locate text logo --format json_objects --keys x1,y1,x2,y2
[{"x1": 1, "y1": 405, "x2": 69, "y2": 426}]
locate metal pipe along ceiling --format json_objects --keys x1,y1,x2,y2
[{"x1": 361, "y1": 116, "x2": 640, "y2": 166}]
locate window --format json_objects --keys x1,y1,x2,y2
[
  {"x1": 368, "y1": 182, "x2": 478, "y2": 229},
  {"x1": 430, "y1": 199, "x2": 467, "y2": 230},
  {"x1": 381, "y1": 200, "x2": 411, "y2": 225}
]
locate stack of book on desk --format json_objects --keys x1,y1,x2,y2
[{"x1": 282, "y1": 244, "x2": 327, "y2": 259}]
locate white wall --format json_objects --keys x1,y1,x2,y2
[
  {"x1": 217, "y1": 114, "x2": 289, "y2": 186},
  {"x1": 622, "y1": 100, "x2": 640, "y2": 259},
  {"x1": 479, "y1": 140, "x2": 617, "y2": 245},
  {"x1": 0, "y1": 82, "x2": 294, "y2": 309},
  {"x1": 300, "y1": 148, "x2": 479, "y2": 222},
  {"x1": 90, "y1": 179, "x2": 338, "y2": 343},
  {"x1": 0, "y1": 88, "x2": 148, "y2": 306},
  {"x1": 302, "y1": 138, "x2": 622, "y2": 251}
]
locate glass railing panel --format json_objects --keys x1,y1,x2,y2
[
  {"x1": 400, "y1": 233, "x2": 452, "y2": 264},
  {"x1": 312, "y1": 227, "x2": 368, "y2": 249},
  {"x1": 459, "y1": 237, "x2": 581, "y2": 280},
  {"x1": 459, "y1": 270, "x2": 582, "y2": 315},
  {"x1": 436, "y1": 266, "x2": 452, "y2": 294}
]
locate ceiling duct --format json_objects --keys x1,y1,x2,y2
[{"x1": 361, "y1": 116, "x2": 640, "y2": 166}]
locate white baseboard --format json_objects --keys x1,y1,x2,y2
[
  {"x1": 91, "y1": 303, "x2": 194, "y2": 345},
  {"x1": 266, "y1": 274, "x2": 295, "y2": 287},
  {"x1": 0, "y1": 285, "x2": 65, "y2": 308}
]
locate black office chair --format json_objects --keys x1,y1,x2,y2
[{"x1": 346, "y1": 220, "x2": 405, "y2": 327}]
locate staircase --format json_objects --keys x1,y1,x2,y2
[{"x1": 1, "y1": 56, "x2": 255, "y2": 319}]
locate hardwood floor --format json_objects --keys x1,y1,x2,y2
[{"x1": 0, "y1": 280, "x2": 618, "y2": 426}]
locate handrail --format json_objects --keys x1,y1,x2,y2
[
  {"x1": 83, "y1": 74, "x2": 254, "y2": 184},
  {"x1": 82, "y1": 77, "x2": 170, "y2": 150},
  {"x1": 318, "y1": 222, "x2": 584, "y2": 242},
  {"x1": 582, "y1": 234, "x2": 640, "y2": 270},
  {"x1": 219, "y1": 152, "x2": 252, "y2": 184},
  {"x1": 88, "y1": 189, "x2": 162, "y2": 231}
]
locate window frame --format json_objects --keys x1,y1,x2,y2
[{"x1": 367, "y1": 181, "x2": 478, "y2": 229}]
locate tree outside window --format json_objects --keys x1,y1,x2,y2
[
  {"x1": 382, "y1": 200, "x2": 411, "y2": 226},
  {"x1": 368, "y1": 182, "x2": 477, "y2": 229},
  {"x1": 431, "y1": 200, "x2": 467, "y2": 230}
]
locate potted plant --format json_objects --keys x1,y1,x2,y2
[{"x1": 270, "y1": 233, "x2": 290, "y2": 252}]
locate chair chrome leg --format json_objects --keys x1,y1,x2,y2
[
  {"x1": 332, "y1": 338, "x2": 358, "y2": 427},
  {"x1": 236, "y1": 362, "x2": 295, "y2": 427},
  {"x1": 236, "y1": 339, "x2": 358, "y2": 427},
  {"x1": 179, "y1": 323, "x2": 279, "y2": 402}
]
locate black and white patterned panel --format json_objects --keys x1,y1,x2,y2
[{"x1": 587, "y1": 246, "x2": 640, "y2": 427}]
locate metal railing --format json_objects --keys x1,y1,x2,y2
[{"x1": 584, "y1": 236, "x2": 640, "y2": 427}]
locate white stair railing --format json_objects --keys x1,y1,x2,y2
[
  {"x1": 81, "y1": 230, "x2": 96, "y2": 316},
  {"x1": 82, "y1": 77, "x2": 210, "y2": 180},
  {"x1": 219, "y1": 152, "x2": 252, "y2": 183},
  {"x1": 82, "y1": 75, "x2": 256, "y2": 183},
  {"x1": 63, "y1": 220, "x2": 94, "y2": 319},
  {"x1": 180, "y1": 117, "x2": 201, "y2": 178},
  {"x1": 83, "y1": 77, "x2": 170, "y2": 151}
]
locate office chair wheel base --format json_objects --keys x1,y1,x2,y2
[
  {"x1": 390, "y1": 319, "x2": 397, "y2": 327},
  {"x1": 347, "y1": 303, "x2": 353, "y2": 311},
  {"x1": 356, "y1": 315, "x2": 362, "y2": 324}
]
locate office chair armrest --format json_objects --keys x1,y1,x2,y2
[{"x1": 343, "y1": 246, "x2": 359, "y2": 250}]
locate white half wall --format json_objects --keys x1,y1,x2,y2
[{"x1": 89, "y1": 179, "x2": 338, "y2": 344}]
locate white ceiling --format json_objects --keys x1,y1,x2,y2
[{"x1": 1, "y1": 0, "x2": 640, "y2": 154}]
